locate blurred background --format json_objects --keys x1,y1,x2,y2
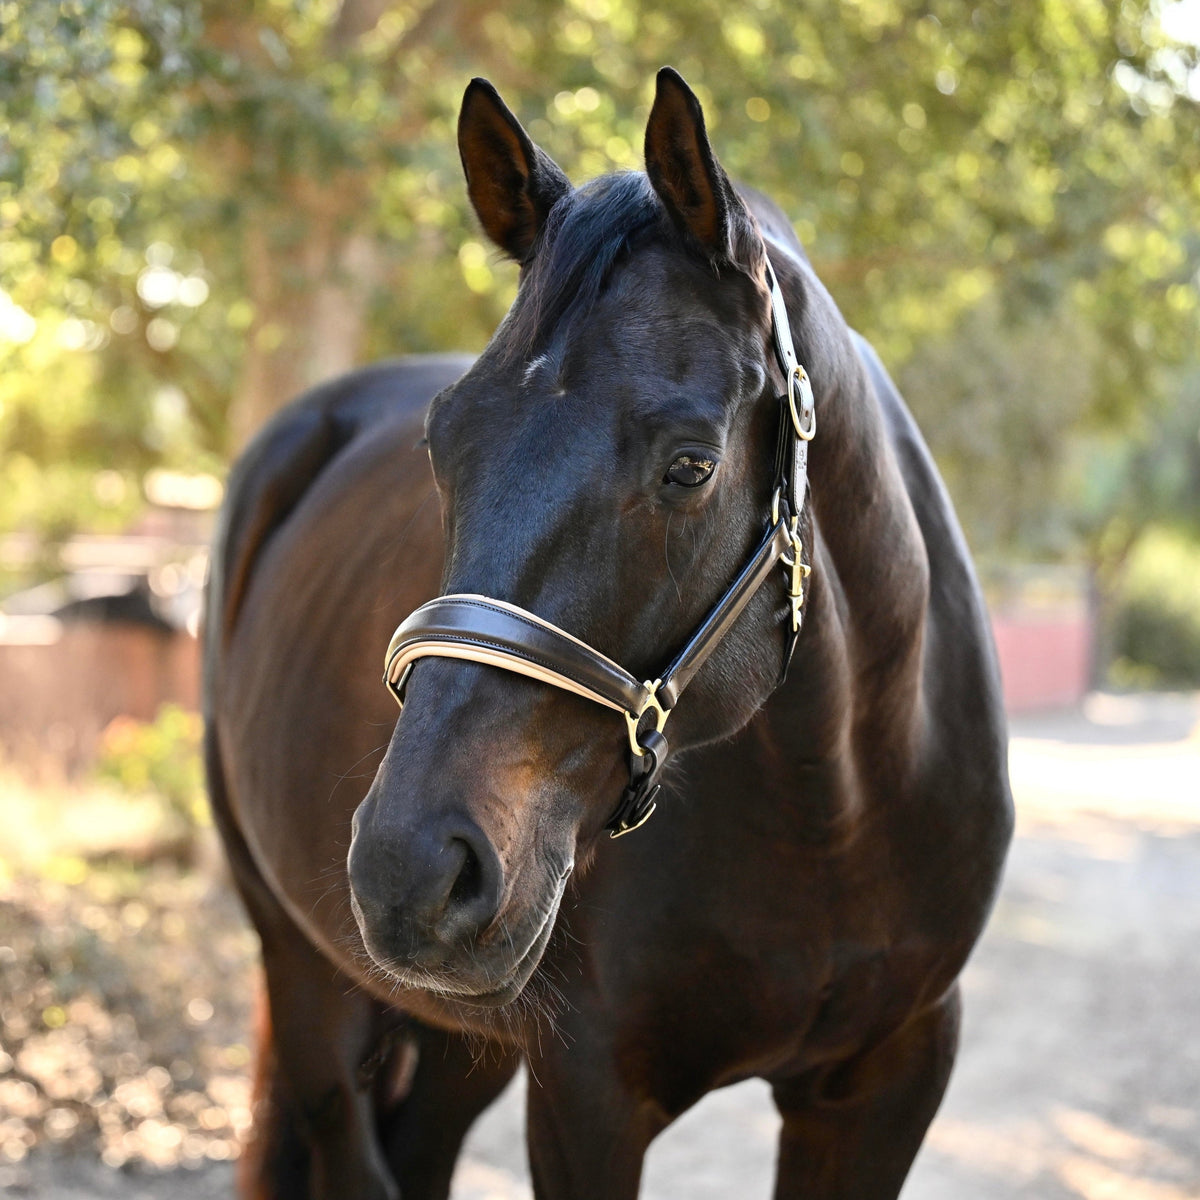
[{"x1": 1, "y1": 1, "x2": 1198, "y2": 1197}]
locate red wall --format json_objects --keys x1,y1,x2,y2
[
  {"x1": 0, "y1": 622, "x2": 200, "y2": 775},
  {"x1": 990, "y1": 611, "x2": 1093, "y2": 713}
]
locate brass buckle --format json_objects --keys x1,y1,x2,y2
[
  {"x1": 625, "y1": 680, "x2": 669, "y2": 757},
  {"x1": 787, "y1": 366, "x2": 816, "y2": 441},
  {"x1": 609, "y1": 791, "x2": 658, "y2": 838}
]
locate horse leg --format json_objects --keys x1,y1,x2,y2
[
  {"x1": 525, "y1": 1039, "x2": 665, "y2": 1200},
  {"x1": 240, "y1": 910, "x2": 400, "y2": 1200},
  {"x1": 376, "y1": 1025, "x2": 521, "y2": 1199},
  {"x1": 206, "y1": 724, "x2": 397, "y2": 1200},
  {"x1": 770, "y1": 987, "x2": 962, "y2": 1200},
  {"x1": 238, "y1": 985, "x2": 310, "y2": 1199}
]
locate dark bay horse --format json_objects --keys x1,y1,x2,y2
[{"x1": 205, "y1": 68, "x2": 1012, "y2": 1200}]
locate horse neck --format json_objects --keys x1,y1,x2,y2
[{"x1": 769, "y1": 256, "x2": 931, "y2": 783}]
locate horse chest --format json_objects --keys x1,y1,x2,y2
[{"x1": 554, "y1": 842, "x2": 932, "y2": 1081}]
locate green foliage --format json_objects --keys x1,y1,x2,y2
[
  {"x1": 1068, "y1": 366, "x2": 1200, "y2": 556},
  {"x1": 896, "y1": 294, "x2": 1102, "y2": 558},
  {"x1": 1, "y1": 0, "x2": 1198, "y2": 575},
  {"x1": 1109, "y1": 529, "x2": 1200, "y2": 687},
  {"x1": 94, "y1": 703, "x2": 208, "y2": 828}
]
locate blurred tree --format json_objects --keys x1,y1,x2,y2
[
  {"x1": 1, "y1": 0, "x2": 520, "y2": 533},
  {"x1": 1, "y1": 0, "x2": 1198, "y2": 555},
  {"x1": 895, "y1": 293, "x2": 1102, "y2": 560},
  {"x1": 1070, "y1": 365, "x2": 1200, "y2": 580}
]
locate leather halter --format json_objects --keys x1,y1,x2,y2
[{"x1": 384, "y1": 254, "x2": 815, "y2": 837}]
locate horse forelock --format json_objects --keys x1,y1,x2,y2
[{"x1": 500, "y1": 172, "x2": 667, "y2": 363}]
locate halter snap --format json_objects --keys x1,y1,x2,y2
[
  {"x1": 771, "y1": 488, "x2": 811, "y2": 634},
  {"x1": 782, "y1": 528, "x2": 811, "y2": 633}
]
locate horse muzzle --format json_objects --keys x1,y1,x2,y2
[{"x1": 347, "y1": 786, "x2": 571, "y2": 1004}]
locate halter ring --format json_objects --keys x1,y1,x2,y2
[
  {"x1": 625, "y1": 680, "x2": 669, "y2": 757},
  {"x1": 788, "y1": 366, "x2": 816, "y2": 441}
]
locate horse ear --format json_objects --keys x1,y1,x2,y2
[
  {"x1": 645, "y1": 67, "x2": 747, "y2": 262},
  {"x1": 458, "y1": 78, "x2": 572, "y2": 262}
]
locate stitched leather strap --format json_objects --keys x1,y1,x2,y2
[
  {"x1": 386, "y1": 595, "x2": 653, "y2": 716},
  {"x1": 765, "y1": 258, "x2": 814, "y2": 522},
  {"x1": 656, "y1": 518, "x2": 794, "y2": 708},
  {"x1": 386, "y1": 518, "x2": 794, "y2": 720}
]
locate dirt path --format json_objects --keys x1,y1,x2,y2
[{"x1": 4, "y1": 693, "x2": 1198, "y2": 1198}]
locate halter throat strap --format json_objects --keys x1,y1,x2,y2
[{"x1": 383, "y1": 252, "x2": 814, "y2": 837}]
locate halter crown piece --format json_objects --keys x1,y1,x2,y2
[{"x1": 384, "y1": 253, "x2": 815, "y2": 837}]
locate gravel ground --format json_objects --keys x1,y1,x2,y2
[{"x1": 2, "y1": 692, "x2": 1197, "y2": 1199}]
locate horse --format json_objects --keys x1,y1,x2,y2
[{"x1": 204, "y1": 67, "x2": 1013, "y2": 1200}]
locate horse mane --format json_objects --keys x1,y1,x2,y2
[{"x1": 501, "y1": 172, "x2": 668, "y2": 361}]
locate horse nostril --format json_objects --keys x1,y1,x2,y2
[
  {"x1": 348, "y1": 810, "x2": 504, "y2": 959},
  {"x1": 435, "y1": 832, "x2": 502, "y2": 944},
  {"x1": 448, "y1": 837, "x2": 483, "y2": 910}
]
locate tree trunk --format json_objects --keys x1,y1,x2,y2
[
  {"x1": 204, "y1": 0, "x2": 502, "y2": 449},
  {"x1": 229, "y1": 210, "x2": 381, "y2": 451}
]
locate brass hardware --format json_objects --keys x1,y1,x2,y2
[
  {"x1": 780, "y1": 527, "x2": 811, "y2": 632},
  {"x1": 609, "y1": 796, "x2": 657, "y2": 838},
  {"x1": 788, "y1": 366, "x2": 816, "y2": 441},
  {"x1": 625, "y1": 680, "x2": 670, "y2": 757}
]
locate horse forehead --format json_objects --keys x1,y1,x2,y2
[
  {"x1": 585, "y1": 254, "x2": 765, "y2": 371},
  {"x1": 443, "y1": 249, "x2": 766, "y2": 438}
]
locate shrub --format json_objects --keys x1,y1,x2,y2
[
  {"x1": 95, "y1": 704, "x2": 208, "y2": 828},
  {"x1": 1109, "y1": 531, "x2": 1200, "y2": 688}
]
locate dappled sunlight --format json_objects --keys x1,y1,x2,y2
[
  {"x1": 0, "y1": 768, "x2": 182, "y2": 868},
  {"x1": 924, "y1": 1117, "x2": 1056, "y2": 1185},
  {"x1": 924, "y1": 1108, "x2": 1199, "y2": 1200},
  {"x1": 905, "y1": 698, "x2": 1200, "y2": 1200},
  {"x1": 0, "y1": 847, "x2": 257, "y2": 1176},
  {"x1": 0, "y1": 759, "x2": 257, "y2": 1185},
  {"x1": 1054, "y1": 1108, "x2": 1189, "y2": 1174},
  {"x1": 1057, "y1": 1156, "x2": 1195, "y2": 1200}
]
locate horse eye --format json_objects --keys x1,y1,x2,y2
[{"x1": 664, "y1": 454, "x2": 717, "y2": 487}]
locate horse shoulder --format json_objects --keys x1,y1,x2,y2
[
  {"x1": 201, "y1": 354, "x2": 469, "y2": 968},
  {"x1": 205, "y1": 356, "x2": 470, "y2": 668}
]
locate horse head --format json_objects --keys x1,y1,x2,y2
[{"x1": 348, "y1": 69, "x2": 809, "y2": 1004}]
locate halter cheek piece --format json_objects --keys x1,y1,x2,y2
[{"x1": 383, "y1": 255, "x2": 815, "y2": 838}]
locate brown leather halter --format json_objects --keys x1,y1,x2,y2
[{"x1": 384, "y1": 255, "x2": 815, "y2": 837}]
